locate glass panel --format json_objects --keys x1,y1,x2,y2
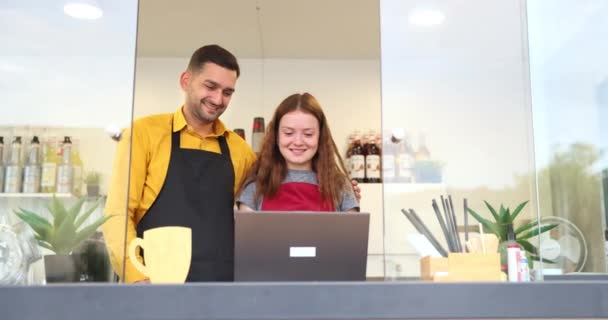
[
  {"x1": 380, "y1": 0, "x2": 540, "y2": 280},
  {"x1": 0, "y1": 0, "x2": 138, "y2": 284},
  {"x1": 527, "y1": 0, "x2": 608, "y2": 274},
  {"x1": 128, "y1": 0, "x2": 382, "y2": 282}
]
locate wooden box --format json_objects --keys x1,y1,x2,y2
[{"x1": 420, "y1": 253, "x2": 502, "y2": 282}]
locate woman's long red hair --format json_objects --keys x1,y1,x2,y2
[{"x1": 238, "y1": 93, "x2": 350, "y2": 208}]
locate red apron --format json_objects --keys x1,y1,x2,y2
[{"x1": 261, "y1": 182, "x2": 335, "y2": 211}]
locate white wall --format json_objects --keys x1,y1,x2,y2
[{"x1": 133, "y1": 57, "x2": 383, "y2": 156}]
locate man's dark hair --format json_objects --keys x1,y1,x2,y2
[{"x1": 187, "y1": 44, "x2": 240, "y2": 77}]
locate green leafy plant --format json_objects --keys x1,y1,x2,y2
[
  {"x1": 84, "y1": 171, "x2": 101, "y2": 185},
  {"x1": 14, "y1": 195, "x2": 112, "y2": 255},
  {"x1": 466, "y1": 200, "x2": 558, "y2": 265}
]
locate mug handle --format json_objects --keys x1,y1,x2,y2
[{"x1": 128, "y1": 237, "x2": 149, "y2": 278}]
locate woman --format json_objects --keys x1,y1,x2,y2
[{"x1": 237, "y1": 92, "x2": 359, "y2": 212}]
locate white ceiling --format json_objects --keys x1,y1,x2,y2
[
  {"x1": 1, "y1": 0, "x2": 604, "y2": 62},
  {"x1": 134, "y1": 0, "x2": 593, "y2": 61},
  {"x1": 136, "y1": 0, "x2": 381, "y2": 59}
]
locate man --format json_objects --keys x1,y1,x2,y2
[
  {"x1": 103, "y1": 44, "x2": 360, "y2": 283},
  {"x1": 103, "y1": 45, "x2": 256, "y2": 283}
]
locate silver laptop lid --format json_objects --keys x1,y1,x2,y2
[{"x1": 234, "y1": 211, "x2": 370, "y2": 281}]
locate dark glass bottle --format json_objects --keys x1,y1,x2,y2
[
  {"x1": 365, "y1": 135, "x2": 381, "y2": 183},
  {"x1": 234, "y1": 128, "x2": 246, "y2": 140},
  {"x1": 344, "y1": 134, "x2": 354, "y2": 177},
  {"x1": 251, "y1": 117, "x2": 265, "y2": 154},
  {"x1": 350, "y1": 135, "x2": 365, "y2": 183}
]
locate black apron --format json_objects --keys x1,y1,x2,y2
[{"x1": 137, "y1": 126, "x2": 235, "y2": 281}]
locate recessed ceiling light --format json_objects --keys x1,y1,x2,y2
[
  {"x1": 408, "y1": 8, "x2": 445, "y2": 27},
  {"x1": 63, "y1": 2, "x2": 103, "y2": 20}
]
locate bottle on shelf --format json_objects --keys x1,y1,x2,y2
[
  {"x1": 519, "y1": 248, "x2": 531, "y2": 282},
  {"x1": 233, "y1": 128, "x2": 246, "y2": 140},
  {"x1": 395, "y1": 130, "x2": 415, "y2": 183},
  {"x1": 381, "y1": 131, "x2": 396, "y2": 183},
  {"x1": 415, "y1": 132, "x2": 431, "y2": 161},
  {"x1": 361, "y1": 133, "x2": 369, "y2": 154},
  {"x1": 375, "y1": 132, "x2": 382, "y2": 156},
  {"x1": 349, "y1": 134, "x2": 365, "y2": 183},
  {"x1": 0, "y1": 136, "x2": 4, "y2": 192},
  {"x1": 344, "y1": 134, "x2": 354, "y2": 177},
  {"x1": 365, "y1": 134, "x2": 382, "y2": 183},
  {"x1": 22, "y1": 136, "x2": 42, "y2": 193},
  {"x1": 56, "y1": 136, "x2": 73, "y2": 194},
  {"x1": 361, "y1": 134, "x2": 370, "y2": 182},
  {"x1": 251, "y1": 117, "x2": 265, "y2": 154},
  {"x1": 4, "y1": 136, "x2": 23, "y2": 193},
  {"x1": 105, "y1": 124, "x2": 123, "y2": 142},
  {"x1": 366, "y1": 130, "x2": 377, "y2": 154},
  {"x1": 505, "y1": 223, "x2": 522, "y2": 282},
  {"x1": 72, "y1": 139, "x2": 84, "y2": 196},
  {"x1": 41, "y1": 135, "x2": 58, "y2": 193}
]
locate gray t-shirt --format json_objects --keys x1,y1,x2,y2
[{"x1": 237, "y1": 169, "x2": 359, "y2": 211}]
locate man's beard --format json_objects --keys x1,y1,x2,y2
[{"x1": 188, "y1": 98, "x2": 225, "y2": 124}]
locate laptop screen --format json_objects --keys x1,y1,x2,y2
[{"x1": 234, "y1": 211, "x2": 370, "y2": 281}]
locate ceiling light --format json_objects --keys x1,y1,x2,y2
[
  {"x1": 63, "y1": 2, "x2": 103, "y2": 20},
  {"x1": 408, "y1": 8, "x2": 445, "y2": 27}
]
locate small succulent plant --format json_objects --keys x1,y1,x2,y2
[{"x1": 466, "y1": 200, "x2": 558, "y2": 265}]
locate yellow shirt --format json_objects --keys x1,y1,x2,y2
[{"x1": 102, "y1": 107, "x2": 256, "y2": 283}]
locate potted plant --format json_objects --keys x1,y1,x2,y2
[
  {"x1": 85, "y1": 171, "x2": 101, "y2": 197},
  {"x1": 13, "y1": 195, "x2": 112, "y2": 282},
  {"x1": 466, "y1": 200, "x2": 558, "y2": 269}
]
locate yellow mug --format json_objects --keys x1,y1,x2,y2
[{"x1": 128, "y1": 226, "x2": 192, "y2": 283}]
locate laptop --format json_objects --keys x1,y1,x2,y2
[{"x1": 234, "y1": 211, "x2": 370, "y2": 281}]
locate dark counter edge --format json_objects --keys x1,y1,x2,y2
[{"x1": 2, "y1": 281, "x2": 608, "y2": 320}]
